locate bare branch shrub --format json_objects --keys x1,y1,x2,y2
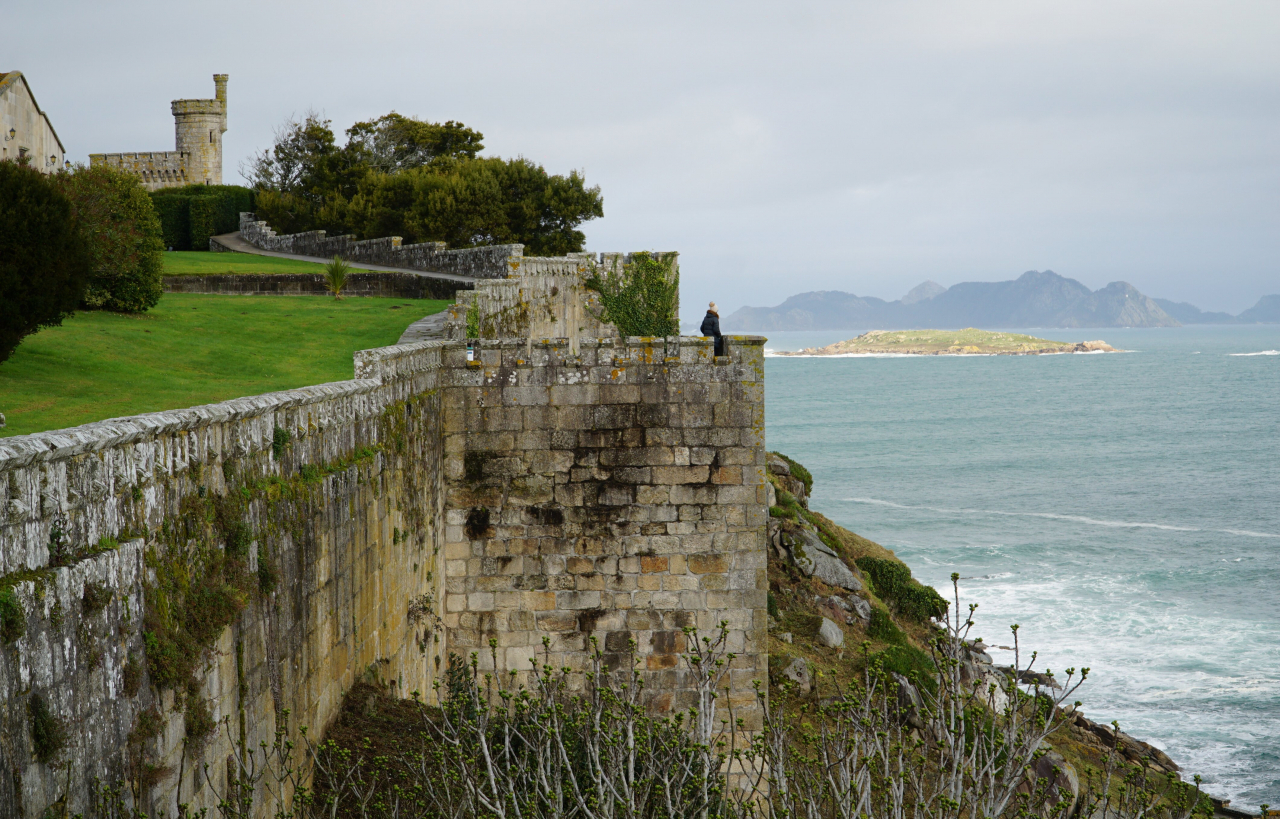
[{"x1": 111, "y1": 583, "x2": 1212, "y2": 819}]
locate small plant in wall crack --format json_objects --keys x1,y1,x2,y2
[{"x1": 408, "y1": 592, "x2": 444, "y2": 651}]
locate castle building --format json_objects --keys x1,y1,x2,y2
[
  {"x1": 90, "y1": 74, "x2": 227, "y2": 191},
  {"x1": 0, "y1": 71, "x2": 67, "y2": 173}
]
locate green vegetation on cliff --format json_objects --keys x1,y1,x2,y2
[{"x1": 0, "y1": 293, "x2": 448, "y2": 436}]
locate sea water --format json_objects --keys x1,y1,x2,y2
[{"x1": 762, "y1": 325, "x2": 1280, "y2": 807}]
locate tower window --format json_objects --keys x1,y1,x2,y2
[{"x1": 209, "y1": 130, "x2": 214, "y2": 143}]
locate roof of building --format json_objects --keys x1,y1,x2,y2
[{"x1": 0, "y1": 71, "x2": 67, "y2": 155}]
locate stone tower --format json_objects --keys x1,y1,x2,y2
[
  {"x1": 92, "y1": 73, "x2": 227, "y2": 190},
  {"x1": 172, "y1": 74, "x2": 227, "y2": 186}
]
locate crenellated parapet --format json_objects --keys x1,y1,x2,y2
[{"x1": 90, "y1": 74, "x2": 227, "y2": 190}]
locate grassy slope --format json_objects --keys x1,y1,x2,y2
[
  {"x1": 0, "y1": 293, "x2": 450, "y2": 437},
  {"x1": 163, "y1": 250, "x2": 328, "y2": 276},
  {"x1": 794, "y1": 328, "x2": 1076, "y2": 355}
]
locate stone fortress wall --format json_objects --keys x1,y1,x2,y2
[
  {"x1": 237, "y1": 211, "x2": 590, "y2": 281},
  {"x1": 90, "y1": 74, "x2": 227, "y2": 191},
  {"x1": 0, "y1": 262, "x2": 767, "y2": 818},
  {"x1": 443, "y1": 337, "x2": 767, "y2": 721}
]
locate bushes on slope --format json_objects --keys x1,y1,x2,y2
[
  {"x1": 856, "y1": 555, "x2": 947, "y2": 622},
  {"x1": 0, "y1": 160, "x2": 91, "y2": 363},
  {"x1": 54, "y1": 164, "x2": 164, "y2": 312}
]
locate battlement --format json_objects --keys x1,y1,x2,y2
[
  {"x1": 91, "y1": 74, "x2": 225, "y2": 189},
  {"x1": 171, "y1": 98, "x2": 225, "y2": 116}
]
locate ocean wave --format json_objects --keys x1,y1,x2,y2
[
  {"x1": 843, "y1": 497, "x2": 1278, "y2": 538},
  {"x1": 1228, "y1": 350, "x2": 1279, "y2": 356}
]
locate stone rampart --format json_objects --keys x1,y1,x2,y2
[
  {"x1": 90, "y1": 74, "x2": 226, "y2": 191},
  {"x1": 443, "y1": 336, "x2": 767, "y2": 725},
  {"x1": 239, "y1": 213, "x2": 526, "y2": 280},
  {"x1": 441, "y1": 252, "x2": 678, "y2": 343},
  {"x1": 0, "y1": 344, "x2": 449, "y2": 818},
  {"x1": 0, "y1": 331, "x2": 767, "y2": 818},
  {"x1": 163, "y1": 271, "x2": 468, "y2": 301}
]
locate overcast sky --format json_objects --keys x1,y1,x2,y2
[{"x1": 10, "y1": 0, "x2": 1279, "y2": 317}]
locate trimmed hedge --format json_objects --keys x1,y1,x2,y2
[
  {"x1": 150, "y1": 184, "x2": 254, "y2": 251},
  {"x1": 152, "y1": 196, "x2": 191, "y2": 250},
  {"x1": 855, "y1": 557, "x2": 948, "y2": 623},
  {"x1": 0, "y1": 160, "x2": 90, "y2": 362}
]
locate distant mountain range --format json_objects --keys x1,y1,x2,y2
[{"x1": 722, "y1": 271, "x2": 1280, "y2": 331}]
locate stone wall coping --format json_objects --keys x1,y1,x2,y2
[
  {"x1": 462, "y1": 335, "x2": 763, "y2": 349},
  {"x1": 0, "y1": 334, "x2": 762, "y2": 469},
  {"x1": 0, "y1": 379, "x2": 379, "y2": 470}
]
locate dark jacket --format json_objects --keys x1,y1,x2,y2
[{"x1": 699, "y1": 311, "x2": 721, "y2": 338}]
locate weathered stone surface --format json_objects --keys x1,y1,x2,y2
[
  {"x1": 443, "y1": 335, "x2": 767, "y2": 725},
  {"x1": 0, "y1": 332, "x2": 768, "y2": 819},
  {"x1": 789, "y1": 528, "x2": 862, "y2": 591},
  {"x1": 782, "y1": 658, "x2": 811, "y2": 694},
  {"x1": 846, "y1": 594, "x2": 872, "y2": 623},
  {"x1": 1030, "y1": 745, "x2": 1080, "y2": 814},
  {"x1": 892, "y1": 672, "x2": 925, "y2": 729},
  {"x1": 816, "y1": 617, "x2": 844, "y2": 648}
]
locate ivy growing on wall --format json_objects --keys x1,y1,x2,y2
[{"x1": 584, "y1": 252, "x2": 679, "y2": 338}]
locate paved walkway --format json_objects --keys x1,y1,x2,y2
[
  {"x1": 212, "y1": 232, "x2": 463, "y2": 344},
  {"x1": 397, "y1": 311, "x2": 451, "y2": 344},
  {"x1": 211, "y1": 232, "x2": 476, "y2": 285}
]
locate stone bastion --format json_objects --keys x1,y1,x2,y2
[{"x1": 0, "y1": 325, "x2": 767, "y2": 817}]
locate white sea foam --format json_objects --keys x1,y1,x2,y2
[
  {"x1": 843, "y1": 497, "x2": 1278, "y2": 538},
  {"x1": 1228, "y1": 350, "x2": 1280, "y2": 356}
]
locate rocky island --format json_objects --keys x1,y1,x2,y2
[{"x1": 776, "y1": 328, "x2": 1119, "y2": 356}]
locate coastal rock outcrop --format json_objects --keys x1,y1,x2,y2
[
  {"x1": 817, "y1": 616, "x2": 844, "y2": 648},
  {"x1": 782, "y1": 658, "x2": 812, "y2": 694},
  {"x1": 789, "y1": 528, "x2": 864, "y2": 591}
]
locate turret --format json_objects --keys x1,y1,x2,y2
[{"x1": 171, "y1": 73, "x2": 227, "y2": 185}]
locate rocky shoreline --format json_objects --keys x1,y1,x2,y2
[{"x1": 762, "y1": 452, "x2": 1256, "y2": 818}]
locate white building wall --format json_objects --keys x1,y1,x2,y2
[{"x1": 0, "y1": 73, "x2": 66, "y2": 173}]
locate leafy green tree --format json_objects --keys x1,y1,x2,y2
[
  {"x1": 345, "y1": 112, "x2": 484, "y2": 173},
  {"x1": 53, "y1": 165, "x2": 164, "y2": 312},
  {"x1": 245, "y1": 112, "x2": 602, "y2": 254},
  {"x1": 241, "y1": 112, "x2": 358, "y2": 202},
  {"x1": 0, "y1": 160, "x2": 90, "y2": 363}
]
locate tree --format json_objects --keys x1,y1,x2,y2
[
  {"x1": 241, "y1": 111, "x2": 353, "y2": 200},
  {"x1": 245, "y1": 112, "x2": 603, "y2": 255},
  {"x1": 53, "y1": 165, "x2": 164, "y2": 312},
  {"x1": 0, "y1": 160, "x2": 90, "y2": 363},
  {"x1": 345, "y1": 112, "x2": 484, "y2": 173}
]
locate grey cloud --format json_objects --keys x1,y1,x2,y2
[{"x1": 10, "y1": 0, "x2": 1278, "y2": 316}]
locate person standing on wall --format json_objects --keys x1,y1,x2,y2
[{"x1": 700, "y1": 301, "x2": 724, "y2": 357}]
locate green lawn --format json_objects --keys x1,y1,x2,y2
[
  {"x1": 0, "y1": 294, "x2": 450, "y2": 437},
  {"x1": 163, "y1": 250, "x2": 329, "y2": 276}
]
